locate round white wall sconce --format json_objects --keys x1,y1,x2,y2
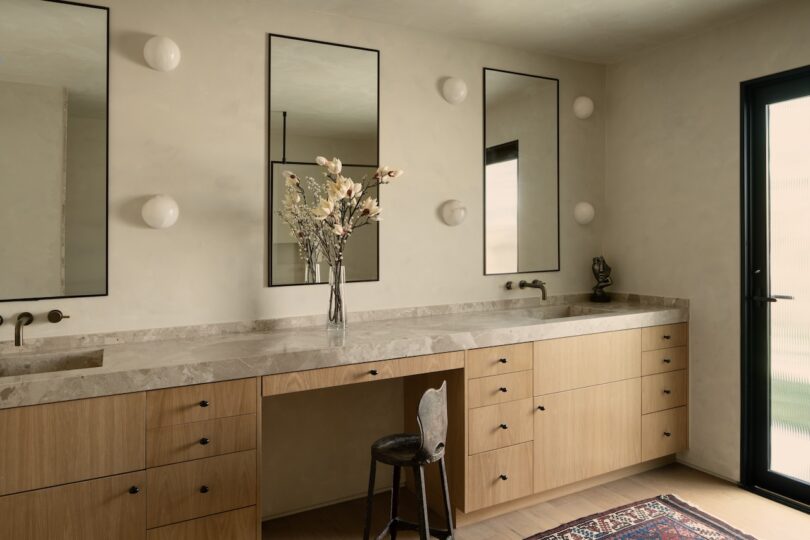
[
  {"x1": 143, "y1": 36, "x2": 182, "y2": 72},
  {"x1": 440, "y1": 200, "x2": 467, "y2": 226},
  {"x1": 573, "y1": 201, "x2": 595, "y2": 225},
  {"x1": 142, "y1": 195, "x2": 179, "y2": 229},
  {"x1": 441, "y1": 77, "x2": 468, "y2": 104},
  {"x1": 573, "y1": 96, "x2": 594, "y2": 119}
]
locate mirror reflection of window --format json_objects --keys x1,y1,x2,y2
[{"x1": 485, "y1": 141, "x2": 519, "y2": 274}]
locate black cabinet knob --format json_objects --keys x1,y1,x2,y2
[
  {"x1": 663, "y1": 358, "x2": 672, "y2": 364},
  {"x1": 663, "y1": 432, "x2": 672, "y2": 437},
  {"x1": 499, "y1": 387, "x2": 508, "y2": 393},
  {"x1": 199, "y1": 437, "x2": 210, "y2": 446},
  {"x1": 369, "y1": 369, "x2": 378, "y2": 376},
  {"x1": 498, "y1": 358, "x2": 508, "y2": 364},
  {"x1": 499, "y1": 474, "x2": 508, "y2": 481},
  {"x1": 499, "y1": 423, "x2": 508, "y2": 430},
  {"x1": 663, "y1": 389, "x2": 672, "y2": 395},
  {"x1": 663, "y1": 335, "x2": 672, "y2": 340},
  {"x1": 129, "y1": 486, "x2": 140, "y2": 495},
  {"x1": 199, "y1": 485, "x2": 210, "y2": 494},
  {"x1": 199, "y1": 400, "x2": 210, "y2": 408},
  {"x1": 537, "y1": 405, "x2": 546, "y2": 411}
]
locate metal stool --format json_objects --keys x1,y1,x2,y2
[{"x1": 363, "y1": 381, "x2": 455, "y2": 540}]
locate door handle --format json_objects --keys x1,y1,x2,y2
[{"x1": 752, "y1": 295, "x2": 794, "y2": 303}]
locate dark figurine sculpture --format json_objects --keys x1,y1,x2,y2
[{"x1": 591, "y1": 256, "x2": 612, "y2": 302}]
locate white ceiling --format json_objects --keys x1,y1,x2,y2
[
  {"x1": 270, "y1": 35, "x2": 377, "y2": 139},
  {"x1": 278, "y1": 0, "x2": 780, "y2": 63},
  {"x1": 0, "y1": 0, "x2": 106, "y2": 117}
]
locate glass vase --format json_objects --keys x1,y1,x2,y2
[{"x1": 327, "y1": 265, "x2": 346, "y2": 331}]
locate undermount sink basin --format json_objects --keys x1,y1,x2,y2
[
  {"x1": 528, "y1": 304, "x2": 614, "y2": 320},
  {"x1": 0, "y1": 349, "x2": 104, "y2": 377}
]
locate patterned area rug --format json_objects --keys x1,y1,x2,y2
[{"x1": 526, "y1": 495, "x2": 757, "y2": 539}]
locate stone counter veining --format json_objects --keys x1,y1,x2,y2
[{"x1": 0, "y1": 298, "x2": 688, "y2": 409}]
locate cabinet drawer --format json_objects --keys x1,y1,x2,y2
[
  {"x1": 533, "y1": 329, "x2": 641, "y2": 395},
  {"x1": 147, "y1": 379, "x2": 257, "y2": 428},
  {"x1": 468, "y1": 371, "x2": 532, "y2": 408},
  {"x1": 0, "y1": 471, "x2": 145, "y2": 540},
  {"x1": 641, "y1": 323, "x2": 688, "y2": 351},
  {"x1": 467, "y1": 343, "x2": 532, "y2": 379},
  {"x1": 465, "y1": 442, "x2": 532, "y2": 512},
  {"x1": 146, "y1": 450, "x2": 256, "y2": 528},
  {"x1": 642, "y1": 407, "x2": 688, "y2": 461},
  {"x1": 642, "y1": 371, "x2": 687, "y2": 414},
  {"x1": 147, "y1": 506, "x2": 256, "y2": 540},
  {"x1": 262, "y1": 351, "x2": 464, "y2": 396},
  {"x1": 0, "y1": 393, "x2": 145, "y2": 496},
  {"x1": 468, "y1": 398, "x2": 534, "y2": 455},
  {"x1": 642, "y1": 346, "x2": 688, "y2": 375},
  {"x1": 147, "y1": 414, "x2": 256, "y2": 467}
]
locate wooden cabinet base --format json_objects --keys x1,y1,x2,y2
[
  {"x1": 0, "y1": 471, "x2": 146, "y2": 540},
  {"x1": 147, "y1": 507, "x2": 256, "y2": 540}
]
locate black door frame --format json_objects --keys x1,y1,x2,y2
[{"x1": 740, "y1": 63, "x2": 810, "y2": 513}]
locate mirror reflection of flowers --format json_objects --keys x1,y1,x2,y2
[{"x1": 279, "y1": 156, "x2": 404, "y2": 328}]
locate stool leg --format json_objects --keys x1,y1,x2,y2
[
  {"x1": 390, "y1": 465, "x2": 401, "y2": 539},
  {"x1": 363, "y1": 457, "x2": 377, "y2": 540},
  {"x1": 439, "y1": 456, "x2": 455, "y2": 539},
  {"x1": 413, "y1": 465, "x2": 430, "y2": 540}
]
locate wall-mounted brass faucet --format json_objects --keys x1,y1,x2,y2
[
  {"x1": 14, "y1": 312, "x2": 33, "y2": 347},
  {"x1": 505, "y1": 279, "x2": 548, "y2": 300}
]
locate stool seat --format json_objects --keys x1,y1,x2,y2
[{"x1": 372, "y1": 433, "x2": 444, "y2": 466}]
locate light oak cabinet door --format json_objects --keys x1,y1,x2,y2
[
  {"x1": 0, "y1": 471, "x2": 146, "y2": 540},
  {"x1": 0, "y1": 393, "x2": 145, "y2": 496},
  {"x1": 533, "y1": 379, "x2": 641, "y2": 492},
  {"x1": 533, "y1": 330, "x2": 641, "y2": 395}
]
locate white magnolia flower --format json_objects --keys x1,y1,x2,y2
[
  {"x1": 360, "y1": 197, "x2": 381, "y2": 221},
  {"x1": 282, "y1": 170, "x2": 299, "y2": 186},
  {"x1": 350, "y1": 182, "x2": 363, "y2": 198},
  {"x1": 284, "y1": 191, "x2": 301, "y2": 206},
  {"x1": 315, "y1": 156, "x2": 329, "y2": 166},
  {"x1": 374, "y1": 166, "x2": 390, "y2": 180},
  {"x1": 328, "y1": 174, "x2": 355, "y2": 201},
  {"x1": 333, "y1": 223, "x2": 351, "y2": 236},
  {"x1": 311, "y1": 198, "x2": 335, "y2": 220},
  {"x1": 387, "y1": 169, "x2": 405, "y2": 179},
  {"x1": 327, "y1": 157, "x2": 342, "y2": 175}
]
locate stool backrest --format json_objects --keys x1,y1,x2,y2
[{"x1": 416, "y1": 381, "x2": 448, "y2": 462}]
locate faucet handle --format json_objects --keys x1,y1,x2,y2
[{"x1": 47, "y1": 310, "x2": 70, "y2": 323}]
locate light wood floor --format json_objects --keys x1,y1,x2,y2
[{"x1": 263, "y1": 464, "x2": 810, "y2": 539}]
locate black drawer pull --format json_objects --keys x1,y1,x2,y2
[
  {"x1": 200, "y1": 485, "x2": 210, "y2": 494},
  {"x1": 663, "y1": 389, "x2": 672, "y2": 395},
  {"x1": 663, "y1": 358, "x2": 672, "y2": 364},
  {"x1": 499, "y1": 423, "x2": 508, "y2": 430},
  {"x1": 199, "y1": 400, "x2": 210, "y2": 408},
  {"x1": 499, "y1": 387, "x2": 508, "y2": 393},
  {"x1": 663, "y1": 335, "x2": 672, "y2": 340},
  {"x1": 663, "y1": 432, "x2": 672, "y2": 437},
  {"x1": 537, "y1": 405, "x2": 546, "y2": 411},
  {"x1": 369, "y1": 369, "x2": 378, "y2": 376},
  {"x1": 499, "y1": 474, "x2": 508, "y2": 481},
  {"x1": 128, "y1": 486, "x2": 140, "y2": 495},
  {"x1": 498, "y1": 358, "x2": 508, "y2": 364},
  {"x1": 199, "y1": 437, "x2": 210, "y2": 445}
]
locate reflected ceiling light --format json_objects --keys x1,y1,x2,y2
[
  {"x1": 144, "y1": 36, "x2": 182, "y2": 72},
  {"x1": 574, "y1": 201, "x2": 595, "y2": 225},
  {"x1": 441, "y1": 77, "x2": 468, "y2": 104},
  {"x1": 573, "y1": 96, "x2": 594, "y2": 119},
  {"x1": 142, "y1": 195, "x2": 180, "y2": 229}
]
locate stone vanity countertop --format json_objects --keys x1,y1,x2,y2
[{"x1": 0, "y1": 298, "x2": 688, "y2": 410}]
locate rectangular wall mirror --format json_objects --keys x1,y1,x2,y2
[
  {"x1": 484, "y1": 68, "x2": 559, "y2": 275},
  {"x1": 268, "y1": 34, "x2": 379, "y2": 286},
  {"x1": 0, "y1": 0, "x2": 108, "y2": 302}
]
